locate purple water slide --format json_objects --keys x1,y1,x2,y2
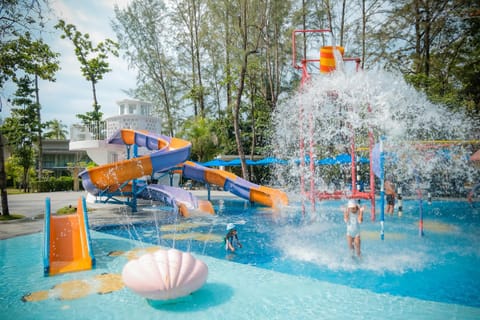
[
  {"x1": 182, "y1": 161, "x2": 257, "y2": 201},
  {"x1": 139, "y1": 184, "x2": 199, "y2": 210},
  {"x1": 80, "y1": 130, "x2": 191, "y2": 195}
]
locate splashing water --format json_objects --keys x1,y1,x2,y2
[
  {"x1": 271, "y1": 69, "x2": 479, "y2": 196},
  {"x1": 267, "y1": 68, "x2": 480, "y2": 283}
]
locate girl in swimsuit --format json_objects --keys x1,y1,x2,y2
[{"x1": 344, "y1": 199, "x2": 365, "y2": 258}]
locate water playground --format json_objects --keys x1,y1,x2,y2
[{"x1": 1, "y1": 30, "x2": 480, "y2": 319}]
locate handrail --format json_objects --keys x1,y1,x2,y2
[{"x1": 43, "y1": 198, "x2": 51, "y2": 276}]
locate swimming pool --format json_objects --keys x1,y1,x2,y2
[
  {"x1": 96, "y1": 198, "x2": 480, "y2": 308},
  {"x1": 1, "y1": 198, "x2": 479, "y2": 319}
]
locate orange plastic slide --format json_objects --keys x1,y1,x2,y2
[
  {"x1": 44, "y1": 198, "x2": 95, "y2": 276},
  {"x1": 183, "y1": 161, "x2": 289, "y2": 208}
]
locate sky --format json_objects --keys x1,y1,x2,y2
[{"x1": 2, "y1": 0, "x2": 137, "y2": 133}]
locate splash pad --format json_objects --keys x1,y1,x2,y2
[{"x1": 273, "y1": 29, "x2": 478, "y2": 216}]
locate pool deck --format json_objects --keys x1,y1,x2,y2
[{"x1": 0, "y1": 190, "x2": 238, "y2": 240}]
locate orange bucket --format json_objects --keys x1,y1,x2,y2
[{"x1": 320, "y1": 46, "x2": 345, "y2": 73}]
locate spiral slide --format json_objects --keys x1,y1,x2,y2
[
  {"x1": 44, "y1": 197, "x2": 95, "y2": 276},
  {"x1": 79, "y1": 129, "x2": 288, "y2": 214},
  {"x1": 79, "y1": 129, "x2": 192, "y2": 195}
]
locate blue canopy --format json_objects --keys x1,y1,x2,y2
[
  {"x1": 224, "y1": 158, "x2": 257, "y2": 166},
  {"x1": 199, "y1": 154, "x2": 369, "y2": 167},
  {"x1": 316, "y1": 153, "x2": 369, "y2": 165},
  {"x1": 201, "y1": 159, "x2": 229, "y2": 167},
  {"x1": 254, "y1": 157, "x2": 289, "y2": 165},
  {"x1": 199, "y1": 157, "x2": 287, "y2": 167}
]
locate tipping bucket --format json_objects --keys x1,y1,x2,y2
[{"x1": 320, "y1": 46, "x2": 345, "y2": 73}]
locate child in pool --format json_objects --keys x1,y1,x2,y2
[
  {"x1": 344, "y1": 199, "x2": 365, "y2": 258},
  {"x1": 225, "y1": 223, "x2": 242, "y2": 252}
]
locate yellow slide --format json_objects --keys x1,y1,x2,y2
[{"x1": 44, "y1": 198, "x2": 95, "y2": 276}]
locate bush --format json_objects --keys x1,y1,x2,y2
[{"x1": 32, "y1": 176, "x2": 84, "y2": 192}]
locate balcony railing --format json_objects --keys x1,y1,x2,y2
[{"x1": 70, "y1": 121, "x2": 107, "y2": 142}]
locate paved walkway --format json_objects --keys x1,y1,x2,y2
[{"x1": 0, "y1": 190, "x2": 238, "y2": 240}]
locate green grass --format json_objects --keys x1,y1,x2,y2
[
  {"x1": 0, "y1": 214, "x2": 25, "y2": 221},
  {"x1": 6, "y1": 188, "x2": 28, "y2": 195},
  {"x1": 56, "y1": 205, "x2": 77, "y2": 215}
]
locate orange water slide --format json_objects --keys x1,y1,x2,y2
[
  {"x1": 79, "y1": 129, "x2": 192, "y2": 195},
  {"x1": 182, "y1": 161, "x2": 289, "y2": 208},
  {"x1": 44, "y1": 198, "x2": 95, "y2": 276}
]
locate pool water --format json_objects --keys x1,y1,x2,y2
[
  {"x1": 96, "y1": 198, "x2": 480, "y2": 309},
  {"x1": 1, "y1": 198, "x2": 479, "y2": 319}
]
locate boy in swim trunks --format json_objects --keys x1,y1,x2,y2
[
  {"x1": 385, "y1": 180, "x2": 396, "y2": 215},
  {"x1": 344, "y1": 199, "x2": 365, "y2": 258}
]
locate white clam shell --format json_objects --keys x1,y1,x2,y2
[{"x1": 122, "y1": 248, "x2": 208, "y2": 300}]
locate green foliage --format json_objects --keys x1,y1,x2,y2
[
  {"x1": 0, "y1": 0, "x2": 52, "y2": 215},
  {"x1": 211, "y1": 113, "x2": 237, "y2": 155},
  {"x1": 33, "y1": 176, "x2": 77, "y2": 192},
  {"x1": 55, "y1": 20, "x2": 119, "y2": 130},
  {"x1": 56, "y1": 205, "x2": 77, "y2": 215},
  {"x1": 55, "y1": 20, "x2": 119, "y2": 84},
  {"x1": 2, "y1": 76, "x2": 38, "y2": 191},
  {"x1": 0, "y1": 32, "x2": 60, "y2": 86},
  {"x1": 374, "y1": 1, "x2": 479, "y2": 116},
  {"x1": 4, "y1": 154, "x2": 35, "y2": 189},
  {"x1": 43, "y1": 119, "x2": 68, "y2": 140},
  {"x1": 112, "y1": 1, "x2": 179, "y2": 136},
  {"x1": 179, "y1": 117, "x2": 219, "y2": 162},
  {"x1": 0, "y1": 213, "x2": 24, "y2": 221}
]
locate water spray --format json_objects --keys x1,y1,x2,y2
[
  {"x1": 380, "y1": 137, "x2": 385, "y2": 240},
  {"x1": 415, "y1": 173, "x2": 425, "y2": 237},
  {"x1": 397, "y1": 186, "x2": 403, "y2": 217}
]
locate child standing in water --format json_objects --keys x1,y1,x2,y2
[
  {"x1": 385, "y1": 180, "x2": 397, "y2": 215},
  {"x1": 225, "y1": 223, "x2": 242, "y2": 252},
  {"x1": 344, "y1": 199, "x2": 365, "y2": 258}
]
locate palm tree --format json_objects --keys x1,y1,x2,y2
[{"x1": 43, "y1": 119, "x2": 68, "y2": 140}]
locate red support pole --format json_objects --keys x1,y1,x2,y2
[
  {"x1": 293, "y1": 29, "x2": 331, "y2": 212},
  {"x1": 309, "y1": 109, "x2": 316, "y2": 208},
  {"x1": 368, "y1": 104, "x2": 376, "y2": 221},
  {"x1": 291, "y1": 29, "x2": 364, "y2": 209},
  {"x1": 351, "y1": 128, "x2": 357, "y2": 194}
]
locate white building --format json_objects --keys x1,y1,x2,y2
[{"x1": 69, "y1": 99, "x2": 162, "y2": 165}]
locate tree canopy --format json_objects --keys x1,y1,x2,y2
[
  {"x1": 111, "y1": 0, "x2": 479, "y2": 179},
  {"x1": 1, "y1": 0, "x2": 478, "y2": 190}
]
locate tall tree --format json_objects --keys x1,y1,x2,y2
[
  {"x1": 232, "y1": 0, "x2": 267, "y2": 179},
  {"x1": 172, "y1": 0, "x2": 207, "y2": 117},
  {"x1": 457, "y1": 7, "x2": 480, "y2": 115},
  {"x1": 0, "y1": 0, "x2": 48, "y2": 215},
  {"x1": 371, "y1": 0, "x2": 479, "y2": 113},
  {"x1": 113, "y1": 0, "x2": 179, "y2": 136},
  {"x1": 55, "y1": 20, "x2": 119, "y2": 139},
  {"x1": 2, "y1": 76, "x2": 38, "y2": 192},
  {"x1": 2, "y1": 33, "x2": 60, "y2": 180},
  {"x1": 262, "y1": 0, "x2": 292, "y2": 112}
]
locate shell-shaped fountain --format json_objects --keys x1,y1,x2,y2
[{"x1": 121, "y1": 248, "x2": 208, "y2": 300}]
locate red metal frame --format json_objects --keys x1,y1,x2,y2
[{"x1": 292, "y1": 29, "x2": 375, "y2": 220}]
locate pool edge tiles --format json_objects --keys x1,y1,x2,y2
[{"x1": 0, "y1": 232, "x2": 478, "y2": 320}]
